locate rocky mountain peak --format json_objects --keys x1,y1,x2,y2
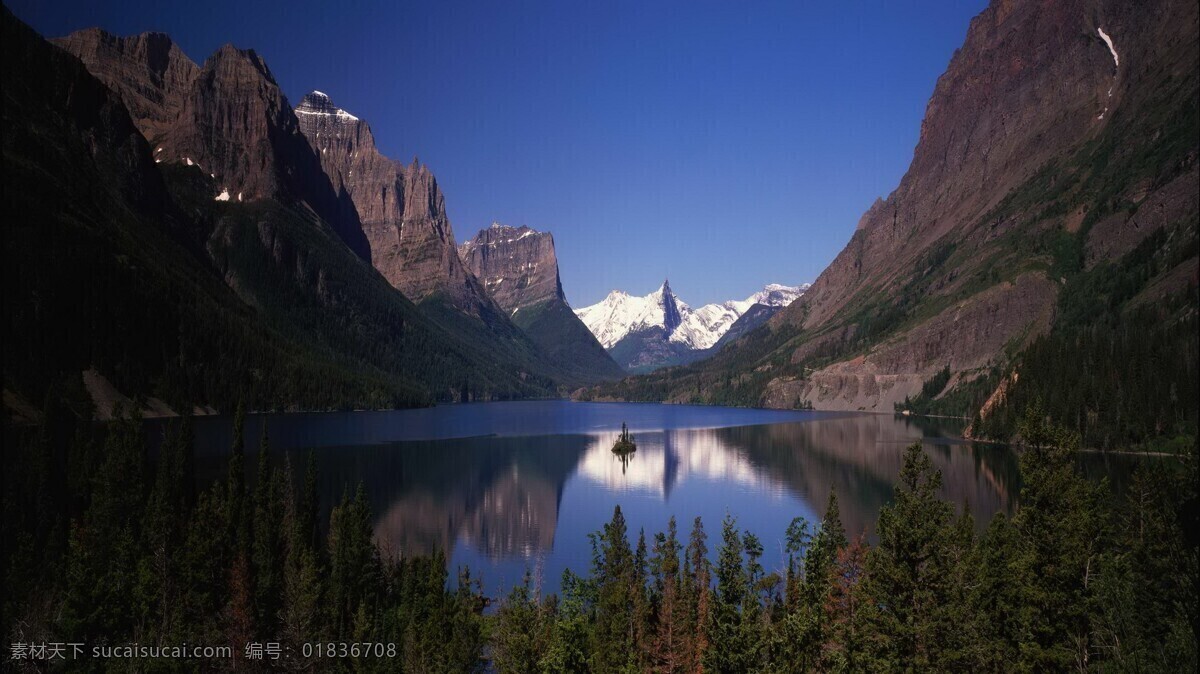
[
  {"x1": 459, "y1": 223, "x2": 564, "y2": 313},
  {"x1": 207, "y1": 43, "x2": 274, "y2": 83},
  {"x1": 294, "y1": 90, "x2": 495, "y2": 312},
  {"x1": 296, "y1": 90, "x2": 360, "y2": 122},
  {"x1": 658, "y1": 280, "x2": 683, "y2": 333},
  {"x1": 53, "y1": 27, "x2": 199, "y2": 141}
]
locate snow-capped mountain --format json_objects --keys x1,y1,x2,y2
[{"x1": 574, "y1": 280, "x2": 808, "y2": 371}]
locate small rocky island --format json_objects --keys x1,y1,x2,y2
[{"x1": 612, "y1": 422, "x2": 637, "y2": 455}]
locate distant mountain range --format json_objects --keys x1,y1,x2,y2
[{"x1": 575, "y1": 281, "x2": 808, "y2": 372}]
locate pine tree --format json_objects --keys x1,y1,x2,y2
[
  {"x1": 682, "y1": 516, "x2": 711, "y2": 670},
  {"x1": 650, "y1": 517, "x2": 686, "y2": 672},
  {"x1": 62, "y1": 411, "x2": 146, "y2": 640},
  {"x1": 821, "y1": 535, "x2": 871, "y2": 672},
  {"x1": 704, "y1": 514, "x2": 749, "y2": 673},
  {"x1": 592, "y1": 505, "x2": 636, "y2": 672},
  {"x1": 492, "y1": 572, "x2": 544, "y2": 672},
  {"x1": 1011, "y1": 407, "x2": 1104, "y2": 672},
  {"x1": 251, "y1": 422, "x2": 283, "y2": 634},
  {"x1": 864, "y1": 442, "x2": 955, "y2": 669},
  {"x1": 327, "y1": 484, "x2": 381, "y2": 639}
]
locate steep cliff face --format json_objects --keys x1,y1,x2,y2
[
  {"x1": 294, "y1": 91, "x2": 493, "y2": 313},
  {"x1": 792, "y1": 0, "x2": 1146, "y2": 332},
  {"x1": 52, "y1": 28, "x2": 198, "y2": 142},
  {"x1": 54, "y1": 32, "x2": 368, "y2": 258},
  {"x1": 757, "y1": 0, "x2": 1199, "y2": 412},
  {"x1": 21, "y1": 18, "x2": 592, "y2": 406},
  {"x1": 459, "y1": 223, "x2": 624, "y2": 382},
  {"x1": 459, "y1": 223, "x2": 564, "y2": 311},
  {"x1": 589, "y1": 0, "x2": 1197, "y2": 418},
  {"x1": 2, "y1": 6, "x2": 443, "y2": 410}
]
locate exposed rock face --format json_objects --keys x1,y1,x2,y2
[
  {"x1": 54, "y1": 32, "x2": 368, "y2": 258},
  {"x1": 763, "y1": 273, "x2": 1058, "y2": 411},
  {"x1": 459, "y1": 223, "x2": 564, "y2": 311},
  {"x1": 458, "y1": 223, "x2": 624, "y2": 381},
  {"x1": 1084, "y1": 167, "x2": 1199, "y2": 266},
  {"x1": 52, "y1": 28, "x2": 198, "y2": 141},
  {"x1": 614, "y1": 0, "x2": 1198, "y2": 411},
  {"x1": 791, "y1": 0, "x2": 1131, "y2": 333},
  {"x1": 294, "y1": 91, "x2": 493, "y2": 312}
]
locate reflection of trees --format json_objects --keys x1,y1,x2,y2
[
  {"x1": 713, "y1": 416, "x2": 1020, "y2": 538},
  {"x1": 289, "y1": 414, "x2": 1021, "y2": 563},
  {"x1": 293, "y1": 434, "x2": 590, "y2": 560}
]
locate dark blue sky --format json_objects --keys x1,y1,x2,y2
[{"x1": 12, "y1": 0, "x2": 986, "y2": 306}]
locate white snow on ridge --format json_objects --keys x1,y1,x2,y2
[
  {"x1": 1097, "y1": 27, "x2": 1119, "y2": 68},
  {"x1": 296, "y1": 106, "x2": 359, "y2": 122},
  {"x1": 575, "y1": 283, "x2": 682, "y2": 349},
  {"x1": 575, "y1": 281, "x2": 809, "y2": 351}
]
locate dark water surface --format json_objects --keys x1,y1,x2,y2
[{"x1": 172, "y1": 401, "x2": 1136, "y2": 596}]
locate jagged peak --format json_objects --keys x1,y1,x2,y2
[
  {"x1": 54, "y1": 27, "x2": 197, "y2": 71},
  {"x1": 207, "y1": 43, "x2": 275, "y2": 84},
  {"x1": 296, "y1": 90, "x2": 359, "y2": 121}
]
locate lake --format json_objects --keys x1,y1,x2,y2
[{"x1": 174, "y1": 401, "x2": 1137, "y2": 596}]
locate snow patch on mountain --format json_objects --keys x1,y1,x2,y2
[{"x1": 575, "y1": 280, "x2": 808, "y2": 351}]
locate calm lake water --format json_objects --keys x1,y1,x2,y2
[{"x1": 172, "y1": 401, "x2": 1138, "y2": 596}]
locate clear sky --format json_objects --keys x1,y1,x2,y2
[{"x1": 12, "y1": 0, "x2": 987, "y2": 307}]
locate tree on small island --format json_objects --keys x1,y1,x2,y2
[{"x1": 612, "y1": 422, "x2": 637, "y2": 455}]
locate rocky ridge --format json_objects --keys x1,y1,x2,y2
[
  {"x1": 458, "y1": 223, "x2": 564, "y2": 312},
  {"x1": 294, "y1": 91, "x2": 493, "y2": 312},
  {"x1": 591, "y1": 0, "x2": 1198, "y2": 414},
  {"x1": 54, "y1": 31, "x2": 369, "y2": 258},
  {"x1": 459, "y1": 223, "x2": 624, "y2": 382}
]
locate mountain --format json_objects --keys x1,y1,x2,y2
[
  {"x1": 292, "y1": 90, "x2": 611, "y2": 388},
  {"x1": 575, "y1": 281, "x2": 807, "y2": 372},
  {"x1": 52, "y1": 28, "x2": 198, "y2": 141},
  {"x1": 459, "y1": 223, "x2": 563, "y2": 310},
  {"x1": 584, "y1": 0, "x2": 1198, "y2": 449},
  {"x1": 55, "y1": 31, "x2": 370, "y2": 259},
  {"x1": 293, "y1": 91, "x2": 493, "y2": 314},
  {"x1": 4, "y1": 12, "x2": 579, "y2": 414},
  {"x1": 2, "y1": 7, "x2": 403, "y2": 411},
  {"x1": 459, "y1": 223, "x2": 624, "y2": 383}
]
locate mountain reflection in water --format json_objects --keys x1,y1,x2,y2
[
  {"x1": 263, "y1": 413, "x2": 1015, "y2": 591},
  {"x1": 183, "y1": 403, "x2": 1130, "y2": 595}
]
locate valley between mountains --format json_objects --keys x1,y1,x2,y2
[{"x1": 3, "y1": 0, "x2": 1197, "y2": 452}]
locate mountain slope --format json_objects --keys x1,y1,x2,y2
[
  {"x1": 459, "y1": 224, "x2": 624, "y2": 383},
  {"x1": 7, "y1": 12, "x2": 572, "y2": 411},
  {"x1": 583, "y1": 0, "x2": 1197, "y2": 447},
  {"x1": 293, "y1": 91, "x2": 495, "y2": 314},
  {"x1": 52, "y1": 28, "x2": 199, "y2": 142},
  {"x1": 56, "y1": 32, "x2": 370, "y2": 259},
  {"x1": 2, "y1": 7, "x2": 430, "y2": 411}
]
